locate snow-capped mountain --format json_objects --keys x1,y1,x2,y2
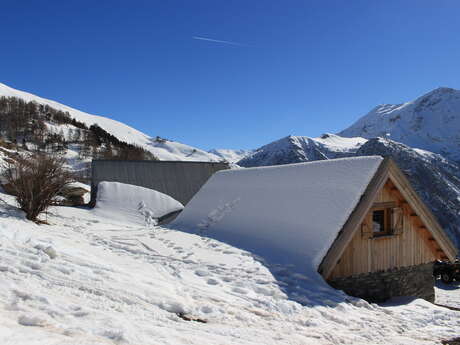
[
  {"x1": 339, "y1": 87, "x2": 460, "y2": 162},
  {"x1": 237, "y1": 134, "x2": 460, "y2": 247},
  {"x1": 208, "y1": 148, "x2": 253, "y2": 163},
  {"x1": 238, "y1": 134, "x2": 366, "y2": 167},
  {"x1": 0, "y1": 82, "x2": 220, "y2": 162}
]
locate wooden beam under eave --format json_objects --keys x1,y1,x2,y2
[
  {"x1": 388, "y1": 175, "x2": 444, "y2": 261},
  {"x1": 387, "y1": 161, "x2": 457, "y2": 261},
  {"x1": 413, "y1": 218, "x2": 442, "y2": 260}
]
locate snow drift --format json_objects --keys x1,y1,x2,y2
[
  {"x1": 1, "y1": 188, "x2": 458, "y2": 345},
  {"x1": 93, "y1": 181, "x2": 183, "y2": 225},
  {"x1": 172, "y1": 156, "x2": 383, "y2": 275}
]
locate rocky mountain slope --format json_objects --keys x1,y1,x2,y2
[
  {"x1": 339, "y1": 87, "x2": 460, "y2": 162},
  {"x1": 238, "y1": 134, "x2": 366, "y2": 167},
  {"x1": 356, "y1": 138, "x2": 460, "y2": 247},
  {"x1": 0, "y1": 82, "x2": 221, "y2": 163},
  {"x1": 238, "y1": 135, "x2": 460, "y2": 248}
]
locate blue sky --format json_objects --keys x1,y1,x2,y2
[{"x1": 1, "y1": 1, "x2": 460, "y2": 150}]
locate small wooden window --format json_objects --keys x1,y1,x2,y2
[
  {"x1": 371, "y1": 206, "x2": 404, "y2": 237},
  {"x1": 372, "y1": 208, "x2": 392, "y2": 236}
]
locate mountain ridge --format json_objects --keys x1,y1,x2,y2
[
  {"x1": 339, "y1": 87, "x2": 460, "y2": 161},
  {"x1": 0, "y1": 82, "x2": 220, "y2": 162}
]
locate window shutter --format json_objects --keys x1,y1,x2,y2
[
  {"x1": 361, "y1": 222, "x2": 372, "y2": 239},
  {"x1": 392, "y1": 207, "x2": 403, "y2": 235}
]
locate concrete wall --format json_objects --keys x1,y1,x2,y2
[{"x1": 91, "y1": 160, "x2": 229, "y2": 206}]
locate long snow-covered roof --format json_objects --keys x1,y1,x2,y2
[{"x1": 172, "y1": 156, "x2": 383, "y2": 274}]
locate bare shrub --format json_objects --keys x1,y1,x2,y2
[{"x1": 1, "y1": 153, "x2": 73, "y2": 221}]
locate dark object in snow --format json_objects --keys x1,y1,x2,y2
[
  {"x1": 434, "y1": 259, "x2": 460, "y2": 283},
  {"x1": 435, "y1": 303, "x2": 460, "y2": 312},
  {"x1": 442, "y1": 337, "x2": 460, "y2": 345},
  {"x1": 176, "y1": 312, "x2": 207, "y2": 323},
  {"x1": 57, "y1": 185, "x2": 89, "y2": 206}
]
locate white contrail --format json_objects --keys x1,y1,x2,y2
[{"x1": 192, "y1": 36, "x2": 245, "y2": 46}]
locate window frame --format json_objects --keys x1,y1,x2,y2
[{"x1": 372, "y1": 207, "x2": 392, "y2": 237}]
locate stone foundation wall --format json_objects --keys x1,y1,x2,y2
[{"x1": 328, "y1": 263, "x2": 435, "y2": 303}]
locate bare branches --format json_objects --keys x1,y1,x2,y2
[{"x1": 1, "y1": 153, "x2": 74, "y2": 221}]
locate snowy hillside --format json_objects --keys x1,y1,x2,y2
[
  {"x1": 0, "y1": 82, "x2": 220, "y2": 162},
  {"x1": 339, "y1": 87, "x2": 460, "y2": 161},
  {"x1": 208, "y1": 148, "x2": 253, "y2": 163},
  {"x1": 1, "y1": 191, "x2": 459, "y2": 344}
]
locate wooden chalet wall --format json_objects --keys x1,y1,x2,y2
[{"x1": 329, "y1": 179, "x2": 443, "y2": 280}]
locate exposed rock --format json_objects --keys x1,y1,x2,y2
[{"x1": 58, "y1": 185, "x2": 89, "y2": 206}]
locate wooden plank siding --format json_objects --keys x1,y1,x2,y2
[{"x1": 329, "y1": 179, "x2": 438, "y2": 279}]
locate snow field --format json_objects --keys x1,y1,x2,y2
[{"x1": 0, "y1": 191, "x2": 459, "y2": 344}]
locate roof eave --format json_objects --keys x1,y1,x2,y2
[
  {"x1": 318, "y1": 157, "x2": 390, "y2": 279},
  {"x1": 318, "y1": 157, "x2": 457, "y2": 280}
]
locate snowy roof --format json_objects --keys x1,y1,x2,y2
[
  {"x1": 93, "y1": 181, "x2": 183, "y2": 225},
  {"x1": 172, "y1": 156, "x2": 383, "y2": 274}
]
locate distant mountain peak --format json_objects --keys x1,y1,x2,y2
[
  {"x1": 427, "y1": 86, "x2": 456, "y2": 94},
  {"x1": 238, "y1": 134, "x2": 366, "y2": 167},
  {"x1": 339, "y1": 87, "x2": 460, "y2": 161}
]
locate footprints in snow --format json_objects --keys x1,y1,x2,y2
[{"x1": 85, "y1": 227, "x2": 281, "y2": 301}]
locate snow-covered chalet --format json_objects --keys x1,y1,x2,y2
[{"x1": 172, "y1": 156, "x2": 457, "y2": 302}]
